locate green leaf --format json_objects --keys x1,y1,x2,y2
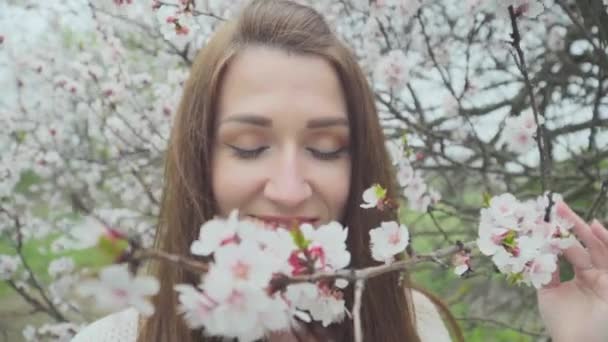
[
  {"x1": 482, "y1": 192, "x2": 492, "y2": 208},
  {"x1": 501, "y1": 230, "x2": 517, "y2": 249},
  {"x1": 400, "y1": 133, "x2": 409, "y2": 147},
  {"x1": 290, "y1": 227, "x2": 310, "y2": 250},
  {"x1": 373, "y1": 184, "x2": 387, "y2": 200},
  {"x1": 97, "y1": 235, "x2": 129, "y2": 259},
  {"x1": 507, "y1": 272, "x2": 523, "y2": 285},
  {"x1": 14, "y1": 130, "x2": 27, "y2": 143}
]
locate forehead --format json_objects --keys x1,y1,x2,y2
[{"x1": 216, "y1": 46, "x2": 348, "y2": 127}]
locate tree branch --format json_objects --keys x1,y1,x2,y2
[{"x1": 508, "y1": 5, "x2": 551, "y2": 192}]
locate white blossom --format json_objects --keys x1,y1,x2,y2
[
  {"x1": 77, "y1": 264, "x2": 160, "y2": 316},
  {"x1": 360, "y1": 184, "x2": 386, "y2": 209},
  {"x1": 22, "y1": 325, "x2": 37, "y2": 341},
  {"x1": 36, "y1": 322, "x2": 80, "y2": 342},
  {"x1": 503, "y1": 111, "x2": 544, "y2": 154},
  {"x1": 48, "y1": 257, "x2": 75, "y2": 278},
  {"x1": 211, "y1": 240, "x2": 279, "y2": 288},
  {"x1": 373, "y1": 49, "x2": 409, "y2": 92},
  {"x1": 369, "y1": 221, "x2": 410, "y2": 263},
  {"x1": 190, "y1": 209, "x2": 242, "y2": 256},
  {"x1": 156, "y1": 5, "x2": 200, "y2": 46},
  {"x1": 477, "y1": 192, "x2": 575, "y2": 288},
  {"x1": 473, "y1": 0, "x2": 544, "y2": 18},
  {"x1": 300, "y1": 221, "x2": 351, "y2": 270},
  {"x1": 284, "y1": 283, "x2": 346, "y2": 327},
  {"x1": 0, "y1": 254, "x2": 20, "y2": 280}
]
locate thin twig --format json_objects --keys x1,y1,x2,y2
[
  {"x1": 134, "y1": 249, "x2": 210, "y2": 274},
  {"x1": 130, "y1": 168, "x2": 159, "y2": 206},
  {"x1": 586, "y1": 180, "x2": 608, "y2": 221},
  {"x1": 555, "y1": 0, "x2": 608, "y2": 70},
  {"x1": 508, "y1": 5, "x2": 551, "y2": 192},
  {"x1": 6, "y1": 280, "x2": 48, "y2": 315},
  {"x1": 427, "y1": 208, "x2": 453, "y2": 243},
  {"x1": 13, "y1": 216, "x2": 66, "y2": 322}
]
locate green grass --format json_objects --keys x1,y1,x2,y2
[
  {"x1": 2, "y1": 170, "x2": 115, "y2": 297},
  {"x1": 0, "y1": 235, "x2": 113, "y2": 298}
]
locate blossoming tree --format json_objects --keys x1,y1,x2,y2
[{"x1": 0, "y1": 0, "x2": 607, "y2": 341}]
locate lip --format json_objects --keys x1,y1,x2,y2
[{"x1": 248, "y1": 215, "x2": 319, "y2": 228}]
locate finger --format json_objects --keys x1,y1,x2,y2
[
  {"x1": 556, "y1": 201, "x2": 604, "y2": 252},
  {"x1": 562, "y1": 238, "x2": 593, "y2": 272},
  {"x1": 590, "y1": 220, "x2": 608, "y2": 247},
  {"x1": 541, "y1": 267, "x2": 561, "y2": 290},
  {"x1": 589, "y1": 220, "x2": 608, "y2": 269}
]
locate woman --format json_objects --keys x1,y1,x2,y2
[{"x1": 72, "y1": 0, "x2": 608, "y2": 341}]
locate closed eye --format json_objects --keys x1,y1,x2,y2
[
  {"x1": 226, "y1": 144, "x2": 349, "y2": 161},
  {"x1": 307, "y1": 147, "x2": 349, "y2": 161},
  {"x1": 226, "y1": 144, "x2": 268, "y2": 159}
]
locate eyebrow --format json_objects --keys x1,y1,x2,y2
[{"x1": 220, "y1": 113, "x2": 348, "y2": 129}]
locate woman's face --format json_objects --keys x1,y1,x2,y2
[{"x1": 211, "y1": 46, "x2": 351, "y2": 228}]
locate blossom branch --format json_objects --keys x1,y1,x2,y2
[
  {"x1": 132, "y1": 249, "x2": 210, "y2": 274},
  {"x1": 283, "y1": 240, "x2": 477, "y2": 285},
  {"x1": 11, "y1": 213, "x2": 67, "y2": 322},
  {"x1": 508, "y1": 5, "x2": 551, "y2": 193},
  {"x1": 155, "y1": 0, "x2": 226, "y2": 21},
  {"x1": 6, "y1": 280, "x2": 51, "y2": 319}
]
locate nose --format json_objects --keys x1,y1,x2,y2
[{"x1": 263, "y1": 148, "x2": 312, "y2": 208}]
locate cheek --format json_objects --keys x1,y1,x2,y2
[
  {"x1": 314, "y1": 160, "x2": 351, "y2": 218},
  {"x1": 211, "y1": 154, "x2": 263, "y2": 216}
]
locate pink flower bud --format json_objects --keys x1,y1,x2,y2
[
  {"x1": 308, "y1": 246, "x2": 326, "y2": 267},
  {"x1": 219, "y1": 234, "x2": 239, "y2": 246},
  {"x1": 105, "y1": 227, "x2": 127, "y2": 241},
  {"x1": 514, "y1": 4, "x2": 529, "y2": 17},
  {"x1": 288, "y1": 251, "x2": 307, "y2": 275},
  {"x1": 113, "y1": 0, "x2": 133, "y2": 6},
  {"x1": 176, "y1": 25, "x2": 190, "y2": 36}
]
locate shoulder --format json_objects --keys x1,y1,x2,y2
[
  {"x1": 410, "y1": 289, "x2": 453, "y2": 342},
  {"x1": 71, "y1": 308, "x2": 139, "y2": 342}
]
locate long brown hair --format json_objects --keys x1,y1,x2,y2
[{"x1": 138, "y1": 1, "x2": 455, "y2": 341}]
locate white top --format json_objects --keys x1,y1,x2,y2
[{"x1": 71, "y1": 290, "x2": 452, "y2": 341}]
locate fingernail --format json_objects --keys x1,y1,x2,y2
[{"x1": 555, "y1": 202, "x2": 568, "y2": 216}]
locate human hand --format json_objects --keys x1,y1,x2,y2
[{"x1": 536, "y1": 201, "x2": 608, "y2": 342}]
